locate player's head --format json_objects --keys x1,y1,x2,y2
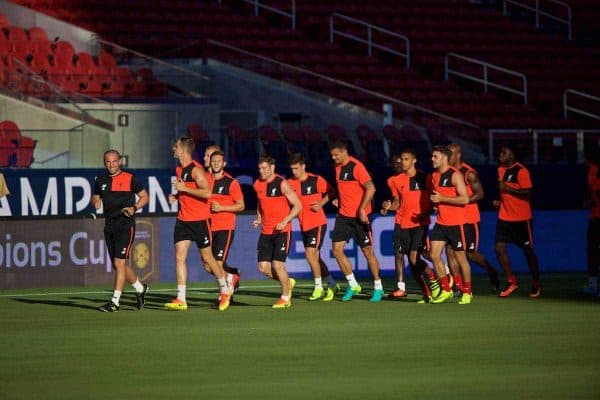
[
  {"x1": 288, "y1": 153, "x2": 306, "y2": 179},
  {"x1": 103, "y1": 150, "x2": 121, "y2": 176},
  {"x1": 447, "y1": 143, "x2": 462, "y2": 167},
  {"x1": 498, "y1": 144, "x2": 516, "y2": 166},
  {"x1": 258, "y1": 155, "x2": 276, "y2": 180},
  {"x1": 431, "y1": 145, "x2": 451, "y2": 169},
  {"x1": 329, "y1": 139, "x2": 349, "y2": 165},
  {"x1": 204, "y1": 144, "x2": 222, "y2": 168},
  {"x1": 209, "y1": 150, "x2": 226, "y2": 174},
  {"x1": 173, "y1": 136, "x2": 195, "y2": 160},
  {"x1": 399, "y1": 148, "x2": 418, "y2": 173}
]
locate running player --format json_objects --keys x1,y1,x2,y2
[
  {"x1": 494, "y1": 145, "x2": 540, "y2": 298},
  {"x1": 253, "y1": 156, "x2": 302, "y2": 308},
  {"x1": 381, "y1": 150, "x2": 433, "y2": 301},
  {"x1": 92, "y1": 150, "x2": 149, "y2": 312},
  {"x1": 447, "y1": 143, "x2": 500, "y2": 293},
  {"x1": 287, "y1": 153, "x2": 339, "y2": 301},
  {"x1": 329, "y1": 140, "x2": 383, "y2": 302},
  {"x1": 208, "y1": 150, "x2": 245, "y2": 303},
  {"x1": 584, "y1": 144, "x2": 600, "y2": 296},
  {"x1": 429, "y1": 145, "x2": 473, "y2": 304},
  {"x1": 165, "y1": 136, "x2": 232, "y2": 311}
]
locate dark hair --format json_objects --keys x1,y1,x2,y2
[
  {"x1": 432, "y1": 145, "x2": 452, "y2": 159},
  {"x1": 329, "y1": 139, "x2": 348, "y2": 151},
  {"x1": 288, "y1": 152, "x2": 305, "y2": 165},
  {"x1": 258, "y1": 155, "x2": 276, "y2": 165},
  {"x1": 210, "y1": 150, "x2": 226, "y2": 160},
  {"x1": 176, "y1": 136, "x2": 195, "y2": 154},
  {"x1": 400, "y1": 148, "x2": 418, "y2": 158}
]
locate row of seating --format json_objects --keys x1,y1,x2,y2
[
  {"x1": 10, "y1": 0, "x2": 598, "y2": 131},
  {"x1": 0, "y1": 14, "x2": 168, "y2": 97},
  {"x1": 0, "y1": 120, "x2": 36, "y2": 168}
]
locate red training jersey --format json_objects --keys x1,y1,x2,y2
[
  {"x1": 288, "y1": 173, "x2": 330, "y2": 231},
  {"x1": 460, "y1": 162, "x2": 481, "y2": 224},
  {"x1": 175, "y1": 161, "x2": 210, "y2": 222},
  {"x1": 335, "y1": 156, "x2": 372, "y2": 218},
  {"x1": 209, "y1": 172, "x2": 243, "y2": 231},
  {"x1": 588, "y1": 164, "x2": 600, "y2": 219},
  {"x1": 387, "y1": 170, "x2": 431, "y2": 228},
  {"x1": 431, "y1": 167, "x2": 466, "y2": 226},
  {"x1": 498, "y1": 162, "x2": 532, "y2": 221},
  {"x1": 254, "y1": 175, "x2": 292, "y2": 234}
]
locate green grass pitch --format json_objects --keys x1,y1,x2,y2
[{"x1": 1, "y1": 273, "x2": 599, "y2": 400}]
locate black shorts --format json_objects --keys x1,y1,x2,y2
[
  {"x1": 212, "y1": 230, "x2": 234, "y2": 261},
  {"x1": 104, "y1": 220, "x2": 136, "y2": 260},
  {"x1": 464, "y1": 222, "x2": 480, "y2": 253},
  {"x1": 331, "y1": 215, "x2": 373, "y2": 248},
  {"x1": 174, "y1": 219, "x2": 211, "y2": 249},
  {"x1": 495, "y1": 219, "x2": 533, "y2": 248},
  {"x1": 257, "y1": 232, "x2": 291, "y2": 262},
  {"x1": 302, "y1": 224, "x2": 327, "y2": 249},
  {"x1": 588, "y1": 218, "x2": 600, "y2": 252},
  {"x1": 394, "y1": 224, "x2": 428, "y2": 254},
  {"x1": 431, "y1": 223, "x2": 466, "y2": 251}
]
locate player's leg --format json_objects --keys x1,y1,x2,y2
[
  {"x1": 446, "y1": 246, "x2": 463, "y2": 293},
  {"x1": 585, "y1": 219, "x2": 600, "y2": 295},
  {"x1": 495, "y1": 220, "x2": 519, "y2": 297},
  {"x1": 332, "y1": 217, "x2": 362, "y2": 301},
  {"x1": 271, "y1": 233, "x2": 294, "y2": 308},
  {"x1": 453, "y1": 249, "x2": 473, "y2": 305},
  {"x1": 430, "y1": 238, "x2": 453, "y2": 303},
  {"x1": 164, "y1": 239, "x2": 191, "y2": 311}
]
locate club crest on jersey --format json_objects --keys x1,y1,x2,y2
[
  {"x1": 442, "y1": 178, "x2": 449, "y2": 186},
  {"x1": 306, "y1": 186, "x2": 312, "y2": 194},
  {"x1": 101, "y1": 183, "x2": 107, "y2": 191},
  {"x1": 218, "y1": 186, "x2": 224, "y2": 194},
  {"x1": 270, "y1": 187, "x2": 278, "y2": 196},
  {"x1": 183, "y1": 172, "x2": 189, "y2": 180}
]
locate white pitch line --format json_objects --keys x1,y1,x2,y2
[{"x1": 0, "y1": 284, "x2": 311, "y2": 298}]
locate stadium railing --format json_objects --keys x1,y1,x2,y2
[{"x1": 503, "y1": 0, "x2": 572, "y2": 40}]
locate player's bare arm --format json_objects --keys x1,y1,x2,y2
[
  {"x1": 211, "y1": 197, "x2": 245, "y2": 213},
  {"x1": 91, "y1": 194, "x2": 102, "y2": 210},
  {"x1": 175, "y1": 166, "x2": 212, "y2": 199},
  {"x1": 381, "y1": 196, "x2": 400, "y2": 215},
  {"x1": 275, "y1": 180, "x2": 302, "y2": 230},
  {"x1": 498, "y1": 181, "x2": 531, "y2": 199},
  {"x1": 358, "y1": 180, "x2": 375, "y2": 222},
  {"x1": 466, "y1": 171, "x2": 484, "y2": 202},
  {"x1": 123, "y1": 189, "x2": 149, "y2": 217}
]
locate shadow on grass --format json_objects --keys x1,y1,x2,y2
[{"x1": 13, "y1": 297, "x2": 103, "y2": 311}]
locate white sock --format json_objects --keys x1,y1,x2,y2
[
  {"x1": 374, "y1": 280, "x2": 383, "y2": 290},
  {"x1": 111, "y1": 290, "x2": 122, "y2": 306},
  {"x1": 132, "y1": 279, "x2": 144, "y2": 293},
  {"x1": 226, "y1": 273, "x2": 233, "y2": 285},
  {"x1": 217, "y1": 277, "x2": 229, "y2": 294},
  {"x1": 326, "y1": 275, "x2": 336, "y2": 288},
  {"x1": 177, "y1": 285, "x2": 186, "y2": 302},
  {"x1": 589, "y1": 277, "x2": 598, "y2": 290},
  {"x1": 314, "y1": 277, "x2": 323, "y2": 288},
  {"x1": 345, "y1": 274, "x2": 359, "y2": 288},
  {"x1": 444, "y1": 264, "x2": 450, "y2": 275},
  {"x1": 397, "y1": 281, "x2": 406, "y2": 291},
  {"x1": 280, "y1": 295, "x2": 290, "y2": 301}
]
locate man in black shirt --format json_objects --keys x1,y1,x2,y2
[{"x1": 92, "y1": 150, "x2": 149, "y2": 312}]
